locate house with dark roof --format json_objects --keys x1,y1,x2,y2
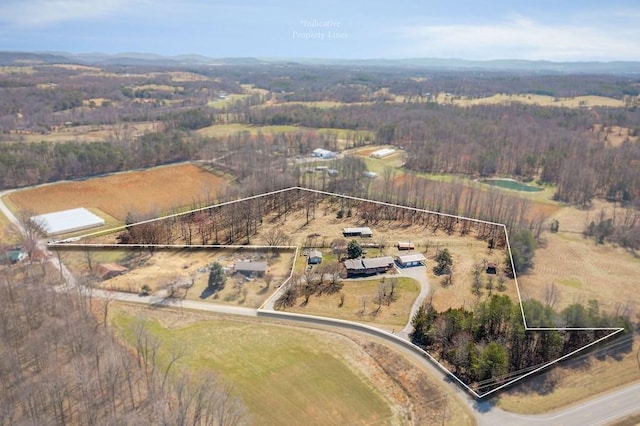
[
  {"x1": 343, "y1": 256, "x2": 394, "y2": 277},
  {"x1": 234, "y1": 260, "x2": 268, "y2": 277}
]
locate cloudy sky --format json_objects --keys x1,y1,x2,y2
[{"x1": 1, "y1": 0, "x2": 639, "y2": 61}]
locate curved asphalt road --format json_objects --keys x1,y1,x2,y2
[{"x1": 1, "y1": 190, "x2": 639, "y2": 425}]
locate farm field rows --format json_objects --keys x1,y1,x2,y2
[{"x1": 4, "y1": 163, "x2": 228, "y2": 222}]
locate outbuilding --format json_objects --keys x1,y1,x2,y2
[
  {"x1": 307, "y1": 249, "x2": 323, "y2": 265},
  {"x1": 312, "y1": 148, "x2": 337, "y2": 159},
  {"x1": 343, "y1": 227, "x2": 373, "y2": 238},
  {"x1": 31, "y1": 208, "x2": 105, "y2": 236},
  {"x1": 370, "y1": 148, "x2": 396, "y2": 159},
  {"x1": 395, "y1": 253, "x2": 426, "y2": 268},
  {"x1": 397, "y1": 242, "x2": 415, "y2": 250},
  {"x1": 96, "y1": 263, "x2": 128, "y2": 280}
]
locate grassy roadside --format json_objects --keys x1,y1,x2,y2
[{"x1": 111, "y1": 305, "x2": 401, "y2": 425}]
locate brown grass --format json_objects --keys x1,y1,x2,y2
[
  {"x1": 498, "y1": 336, "x2": 640, "y2": 414},
  {"x1": 14, "y1": 121, "x2": 162, "y2": 143},
  {"x1": 6, "y1": 163, "x2": 228, "y2": 221},
  {"x1": 519, "y1": 201, "x2": 640, "y2": 316}
]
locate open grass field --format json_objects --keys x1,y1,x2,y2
[
  {"x1": 436, "y1": 93, "x2": 627, "y2": 108},
  {"x1": 5, "y1": 163, "x2": 227, "y2": 222},
  {"x1": 196, "y1": 123, "x2": 300, "y2": 138},
  {"x1": 11, "y1": 121, "x2": 162, "y2": 144},
  {"x1": 110, "y1": 304, "x2": 474, "y2": 425},
  {"x1": 518, "y1": 201, "x2": 640, "y2": 317}
]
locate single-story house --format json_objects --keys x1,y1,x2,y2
[
  {"x1": 312, "y1": 148, "x2": 337, "y2": 159},
  {"x1": 344, "y1": 256, "x2": 395, "y2": 277},
  {"x1": 234, "y1": 260, "x2": 268, "y2": 277},
  {"x1": 397, "y1": 242, "x2": 415, "y2": 250},
  {"x1": 307, "y1": 249, "x2": 323, "y2": 265},
  {"x1": 395, "y1": 253, "x2": 426, "y2": 268},
  {"x1": 343, "y1": 227, "x2": 373, "y2": 238},
  {"x1": 486, "y1": 263, "x2": 498, "y2": 274},
  {"x1": 96, "y1": 263, "x2": 128, "y2": 280}
]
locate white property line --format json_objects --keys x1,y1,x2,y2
[{"x1": 47, "y1": 185, "x2": 626, "y2": 398}]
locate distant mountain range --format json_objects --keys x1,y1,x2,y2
[{"x1": 1, "y1": 50, "x2": 640, "y2": 74}]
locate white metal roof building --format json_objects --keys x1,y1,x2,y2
[
  {"x1": 312, "y1": 148, "x2": 337, "y2": 159},
  {"x1": 342, "y1": 227, "x2": 373, "y2": 237},
  {"x1": 31, "y1": 208, "x2": 105, "y2": 236},
  {"x1": 370, "y1": 148, "x2": 396, "y2": 159}
]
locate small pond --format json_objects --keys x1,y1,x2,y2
[{"x1": 478, "y1": 178, "x2": 544, "y2": 192}]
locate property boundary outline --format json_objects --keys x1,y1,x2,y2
[{"x1": 48, "y1": 186, "x2": 625, "y2": 398}]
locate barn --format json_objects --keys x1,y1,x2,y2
[
  {"x1": 343, "y1": 227, "x2": 373, "y2": 238},
  {"x1": 31, "y1": 208, "x2": 105, "y2": 236},
  {"x1": 312, "y1": 148, "x2": 337, "y2": 159},
  {"x1": 395, "y1": 253, "x2": 426, "y2": 268}
]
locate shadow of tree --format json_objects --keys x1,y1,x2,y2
[{"x1": 199, "y1": 287, "x2": 214, "y2": 299}]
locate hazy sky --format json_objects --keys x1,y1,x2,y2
[{"x1": 1, "y1": 0, "x2": 640, "y2": 61}]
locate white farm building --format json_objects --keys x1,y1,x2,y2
[
  {"x1": 370, "y1": 148, "x2": 396, "y2": 159},
  {"x1": 311, "y1": 148, "x2": 337, "y2": 159},
  {"x1": 31, "y1": 208, "x2": 105, "y2": 236}
]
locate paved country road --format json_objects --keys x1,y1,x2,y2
[{"x1": 1, "y1": 190, "x2": 639, "y2": 425}]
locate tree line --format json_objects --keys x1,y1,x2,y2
[
  {"x1": 0, "y1": 265, "x2": 246, "y2": 425},
  {"x1": 410, "y1": 294, "x2": 634, "y2": 395}
]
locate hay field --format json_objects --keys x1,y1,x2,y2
[
  {"x1": 5, "y1": 163, "x2": 227, "y2": 221},
  {"x1": 437, "y1": 93, "x2": 626, "y2": 108},
  {"x1": 518, "y1": 200, "x2": 640, "y2": 316},
  {"x1": 14, "y1": 121, "x2": 162, "y2": 144}
]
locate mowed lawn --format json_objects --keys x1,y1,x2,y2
[
  {"x1": 6, "y1": 163, "x2": 227, "y2": 221},
  {"x1": 112, "y1": 309, "x2": 398, "y2": 425}
]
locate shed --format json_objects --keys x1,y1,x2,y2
[
  {"x1": 397, "y1": 242, "x2": 415, "y2": 250},
  {"x1": 344, "y1": 256, "x2": 394, "y2": 276},
  {"x1": 96, "y1": 263, "x2": 128, "y2": 280},
  {"x1": 234, "y1": 260, "x2": 268, "y2": 277},
  {"x1": 31, "y1": 208, "x2": 105, "y2": 236},
  {"x1": 343, "y1": 227, "x2": 373, "y2": 238},
  {"x1": 396, "y1": 253, "x2": 426, "y2": 268},
  {"x1": 307, "y1": 249, "x2": 323, "y2": 265}
]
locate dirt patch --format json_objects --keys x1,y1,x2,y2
[{"x1": 7, "y1": 163, "x2": 228, "y2": 221}]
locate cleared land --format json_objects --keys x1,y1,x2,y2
[
  {"x1": 5, "y1": 163, "x2": 227, "y2": 222},
  {"x1": 11, "y1": 121, "x2": 162, "y2": 143},
  {"x1": 111, "y1": 304, "x2": 474, "y2": 425},
  {"x1": 436, "y1": 93, "x2": 628, "y2": 108}
]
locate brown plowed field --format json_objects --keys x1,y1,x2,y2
[{"x1": 6, "y1": 164, "x2": 227, "y2": 221}]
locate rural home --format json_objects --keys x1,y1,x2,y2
[
  {"x1": 312, "y1": 148, "x2": 337, "y2": 159},
  {"x1": 395, "y1": 253, "x2": 426, "y2": 268},
  {"x1": 370, "y1": 148, "x2": 396, "y2": 159},
  {"x1": 397, "y1": 241, "x2": 415, "y2": 250},
  {"x1": 343, "y1": 227, "x2": 373, "y2": 238},
  {"x1": 96, "y1": 263, "x2": 128, "y2": 280},
  {"x1": 234, "y1": 260, "x2": 268, "y2": 277},
  {"x1": 307, "y1": 249, "x2": 323, "y2": 264},
  {"x1": 343, "y1": 256, "x2": 395, "y2": 277}
]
